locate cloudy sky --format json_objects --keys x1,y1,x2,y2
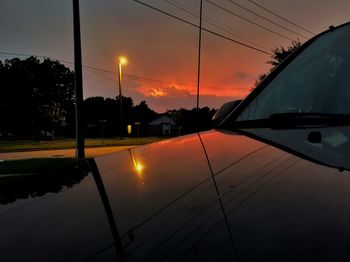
[{"x1": 0, "y1": 0, "x2": 349, "y2": 112}]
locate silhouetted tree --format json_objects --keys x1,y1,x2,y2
[
  {"x1": 255, "y1": 40, "x2": 302, "y2": 86},
  {"x1": 81, "y1": 97, "x2": 161, "y2": 138},
  {"x1": 83, "y1": 96, "x2": 135, "y2": 137},
  {"x1": 133, "y1": 101, "x2": 157, "y2": 136},
  {"x1": 0, "y1": 57, "x2": 74, "y2": 138},
  {"x1": 167, "y1": 107, "x2": 217, "y2": 135},
  {"x1": 0, "y1": 56, "x2": 216, "y2": 139}
]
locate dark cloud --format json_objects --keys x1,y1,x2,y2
[
  {"x1": 219, "y1": 71, "x2": 256, "y2": 86},
  {"x1": 233, "y1": 72, "x2": 255, "y2": 83}
]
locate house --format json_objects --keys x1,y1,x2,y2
[{"x1": 148, "y1": 115, "x2": 176, "y2": 136}]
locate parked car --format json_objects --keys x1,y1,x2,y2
[{"x1": 2, "y1": 22, "x2": 350, "y2": 261}]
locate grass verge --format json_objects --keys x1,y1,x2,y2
[{"x1": 0, "y1": 137, "x2": 164, "y2": 153}]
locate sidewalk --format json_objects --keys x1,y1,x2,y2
[{"x1": 0, "y1": 146, "x2": 134, "y2": 160}]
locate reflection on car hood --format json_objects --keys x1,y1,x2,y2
[
  {"x1": 94, "y1": 130, "x2": 350, "y2": 261},
  {"x1": 0, "y1": 168, "x2": 88, "y2": 205},
  {"x1": 1, "y1": 130, "x2": 349, "y2": 261}
]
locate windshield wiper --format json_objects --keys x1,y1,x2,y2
[{"x1": 233, "y1": 113, "x2": 350, "y2": 129}]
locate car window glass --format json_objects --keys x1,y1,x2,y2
[
  {"x1": 237, "y1": 25, "x2": 350, "y2": 121},
  {"x1": 241, "y1": 126, "x2": 350, "y2": 170}
]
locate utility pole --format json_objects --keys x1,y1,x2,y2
[
  {"x1": 73, "y1": 0, "x2": 85, "y2": 158},
  {"x1": 195, "y1": 0, "x2": 203, "y2": 132},
  {"x1": 196, "y1": 0, "x2": 203, "y2": 110}
]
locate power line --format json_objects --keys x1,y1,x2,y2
[
  {"x1": 87, "y1": 66, "x2": 250, "y2": 93},
  {"x1": 226, "y1": 0, "x2": 309, "y2": 39},
  {"x1": 78, "y1": 62, "x2": 232, "y2": 90},
  {"x1": 165, "y1": 0, "x2": 270, "y2": 51},
  {"x1": 0, "y1": 51, "x2": 73, "y2": 65},
  {"x1": 133, "y1": 0, "x2": 272, "y2": 55},
  {"x1": 0, "y1": 51, "x2": 178, "y2": 85},
  {"x1": 245, "y1": 0, "x2": 316, "y2": 35},
  {"x1": 0, "y1": 51, "x2": 244, "y2": 91},
  {"x1": 86, "y1": 67, "x2": 218, "y2": 90},
  {"x1": 206, "y1": 0, "x2": 296, "y2": 42}
]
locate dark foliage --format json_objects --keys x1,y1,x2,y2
[
  {"x1": 0, "y1": 57, "x2": 74, "y2": 138},
  {"x1": 255, "y1": 40, "x2": 302, "y2": 87},
  {"x1": 268, "y1": 41, "x2": 302, "y2": 67},
  {"x1": 83, "y1": 97, "x2": 160, "y2": 137},
  {"x1": 1, "y1": 56, "x2": 217, "y2": 138},
  {"x1": 167, "y1": 107, "x2": 217, "y2": 135}
]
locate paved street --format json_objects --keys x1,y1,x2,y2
[{"x1": 0, "y1": 146, "x2": 134, "y2": 160}]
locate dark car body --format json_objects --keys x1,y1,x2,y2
[
  {"x1": 2, "y1": 22, "x2": 350, "y2": 261},
  {"x1": 1, "y1": 130, "x2": 350, "y2": 261}
]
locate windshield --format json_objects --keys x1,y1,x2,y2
[
  {"x1": 237, "y1": 24, "x2": 350, "y2": 122},
  {"x1": 220, "y1": 23, "x2": 350, "y2": 171}
]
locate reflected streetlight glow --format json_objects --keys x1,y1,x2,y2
[
  {"x1": 135, "y1": 163, "x2": 144, "y2": 173},
  {"x1": 128, "y1": 149, "x2": 144, "y2": 175}
]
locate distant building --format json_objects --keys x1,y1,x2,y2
[{"x1": 148, "y1": 115, "x2": 176, "y2": 136}]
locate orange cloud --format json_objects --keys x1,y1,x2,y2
[
  {"x1": 150, "y1": 88, "x2": 166, "y2": 97},
  {"x1": 135, "y1": 82, "x2": 252, "y2": 99},
  {"x1": 135, "y1": 84, "x2": 191, "y2": 98}
]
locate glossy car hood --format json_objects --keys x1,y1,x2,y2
[
  {"x1": 1, "y1": 130, "x2": 349, "y2": 261},
  {"x1": 94, "y1": 130, "x2": 350, "y2": 261}
]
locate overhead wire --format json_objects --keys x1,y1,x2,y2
[
  {"x1": 133, "y1": 0, "x2": 272, "y2": 55},
  {"x1": 226, "y1": 0, "x2": 309, "y2": 39},
  {"x1": 165, "y1": 0, "x2": 270, "y2": 51},
  {"x1": 0, "y1": 51, "x2": 73, "y2": 66},
  {"x1": 0, "y1": 51, "x2": 243, "y2": 91},
  {"x1": 245, "y1": 0, "x2": 316, "y2": 35},
  {"x1": 205, "y1": 0, "x2": 296, "y2": 42},
  {"x1": 1, "y1": 0, "x2": 276, "y2": 105},
  {"x1": 84, "y1": 65, "x2": 243, "y2": 91}
]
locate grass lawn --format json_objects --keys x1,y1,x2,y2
[{"x1": 0, "y1": 137, "x2": 164, "y2": 153}]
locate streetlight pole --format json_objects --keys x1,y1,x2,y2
[
  {"x1": 72, "y1": 0, "x2": 85, "y2": 158},
  {"x1": 117, "y1": 57, "x2": 127, "y2": 140},
  {"x1": 99, "y1": 119, "x2": 106, "y2": 144}
]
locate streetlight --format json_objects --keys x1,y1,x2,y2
[{"x1": 117, "y1": 56, "x2": 127, "y2": 140}]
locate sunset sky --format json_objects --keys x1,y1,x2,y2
[{"x1": 0, "y1": 0, "x2": 349, "y2": 112}]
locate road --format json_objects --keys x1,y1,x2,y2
[{"x1": 0, "y1": 146, "x2": 134, "y2": 160}]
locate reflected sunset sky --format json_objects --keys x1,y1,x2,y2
[{"x1": 0, "y1": 0, "x2": 349, "y2": 111}]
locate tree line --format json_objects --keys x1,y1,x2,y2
[
  {"x1": 0, "y1": 57, "x2": 217, "y2": 139},
  {"x1": 0, "y1": 43, "x2": 300, "y2": 139}
]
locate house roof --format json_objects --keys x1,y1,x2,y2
[{"x1": 149, "y1": 115, "x2": 175, "y2": 125}]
